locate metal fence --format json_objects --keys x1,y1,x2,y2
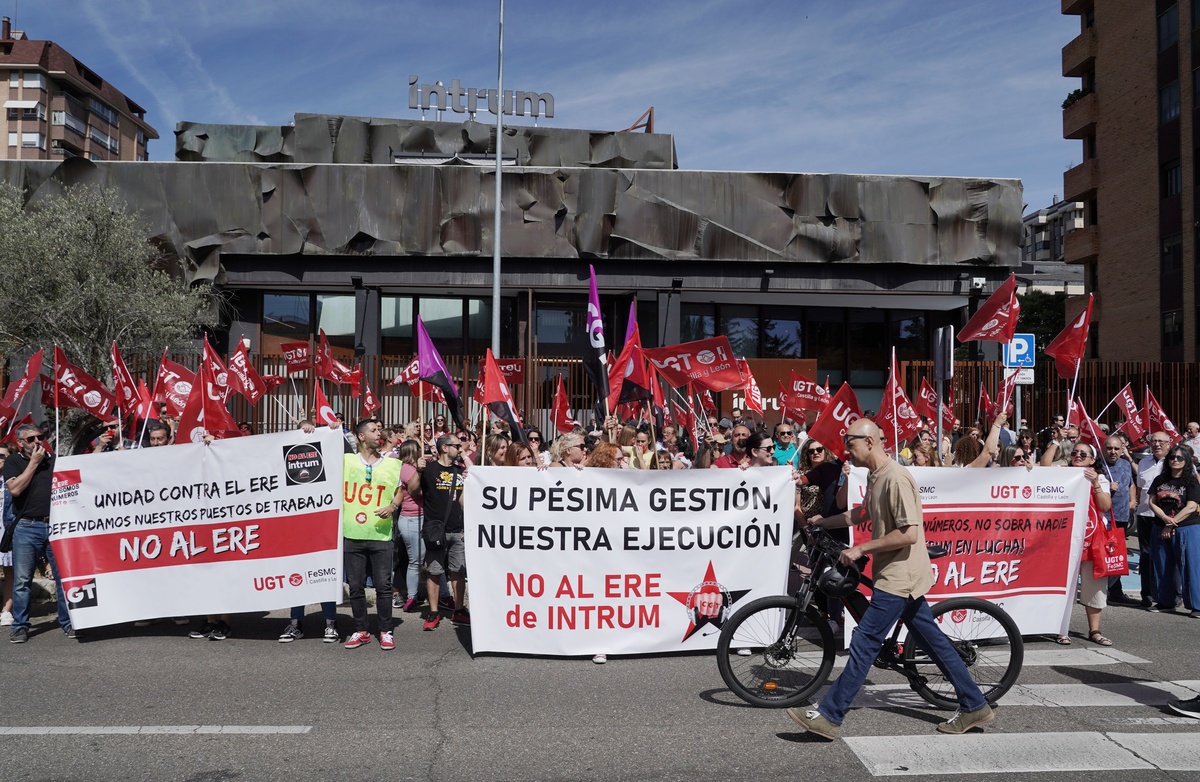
[{"x1": 900, "y1": 360, "x2": 1200, "y2": 431}]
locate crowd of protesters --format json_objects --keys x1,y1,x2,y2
[{"x1": 3, "y1": 403, "x2": 1198, "y2": 682}]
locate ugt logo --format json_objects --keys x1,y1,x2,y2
[{"x1": 65, "y1": 577, "x2": 98, "y2": 609}]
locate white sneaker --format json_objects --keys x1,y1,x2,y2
[
  {"x1": 737, "y1": 648, "x2": 752, "y2": 657},
  {"x1": 0, "y1": 611, "x2": 12, "y2": 627},
  {"x1": 592, "y1": 654, "x2": 607, "y2": 664}
]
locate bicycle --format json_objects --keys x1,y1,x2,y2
[{"x1": 716, "y1": 525, "x2": 1024, "y2": 709}]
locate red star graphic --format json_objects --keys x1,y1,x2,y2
[{"x1": 668, "y1": 560, "x2": 750, "y2": 643}]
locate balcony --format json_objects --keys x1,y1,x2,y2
[
  {"x1": 1062, "y1": 28, "x2": 1097, "y2": 77},
  {"x1": 1064, "y1": 224, "x2": 1099, "y2": 264},
  {"x1": 1063, "y1": 159, "x2": 1098, "y2": 201},
  {"x1": 1063, "y1": 91, "x2": 1097, "y2": 139}
]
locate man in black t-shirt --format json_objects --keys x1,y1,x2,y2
[
  {"x1": 3, "y1": 423, "x2": 73, "y2": 643},
  {"x1": 419, "y1": 434, "x2": 467, "y2": 631}
]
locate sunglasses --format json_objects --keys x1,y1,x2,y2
[
  {"x1": 528, "y1": 437, "x2": 541, "y2": 442},
  {"x1": 755, "y1": 445, "x2": 776, "y2": 453},
  {"x1": 808, "y1": 446, "x2": 825, "y2": 455},
  {"x1": 1070, "y1": 450, "x2": 1092, "y2": 458},
  {"x1": 22, "y1": 434, "x2": 45, "y2": 443},
  {"x1": 364, "y1": 463, "x2": 373, "y2": 484},
  {"x1": 1011, "y1": 453, "x2": 1026, "y2": 461},
  {"x1": 777, "y1": 430, "x2": 794, "y2": 436},
  {"x1": 844, "y1": 434, "x2": 868, "y2": 445},
  {"x1": 1168, "y1": 454, "x2": 1189, "y2": 462}
]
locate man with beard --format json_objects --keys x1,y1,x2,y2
[{"x1": 711, "y1": 424, "x2": 752, "y2": 469}]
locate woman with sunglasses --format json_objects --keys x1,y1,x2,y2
[
  {"x1": 1055, "y1": 441, "x2": 1114, "y2": 646},
  {"x1": 549, "y1": 433, "x2": 588, "y2": 469},
  {"x1": 525, "y1": 428, "x2": 550, "y2": 466},
  {"x1": 1147, "y1": 445, "x2": 1200, "y2": 616},
  {"x1": 999, "y1": 444, "x2": 1031, "y2": 470}
]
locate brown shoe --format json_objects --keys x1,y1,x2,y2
[
  {"x1": 786, "y1": 707, "x2": 840, "y2": 740},
  {"x1": 936, "y1": 704, "x2": 995, "y2": 734}
]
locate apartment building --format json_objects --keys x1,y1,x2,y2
[
  {"x1": 0, "y1": 17, "x2": 157, "y2": 161},
  {"x1": 1062, "y1": 0, "x2": 1196, "y2": 360}
]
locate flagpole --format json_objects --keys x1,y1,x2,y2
[
  {"x1": 53, "y1": 345, "x2": 60, "y2": 454},
  {"x1": 419, "y1": 381, "x2": 426, "y2": 454},
  {"x1": 138, "y1": 348, "x2": 165, "y2": 446},
  {"x1": 891, "y1": 348, "x2": 899, "y2": 457},
  {"x1": 491, "y1": 0, "x2": 505, "y2": 357},
  {"x1": 271, "y1": 395, "x2": 300, "y2": 425},
  {"x1": 1065, "y1": 359, "x2": 1083, "y2": 428}
]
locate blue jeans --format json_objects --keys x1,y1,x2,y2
[
  {"x1": 396, "y1": 515, "x2": 423, "y2": 599},
  {"x1": 1164, "y1": 525, "x2": 1200, "y2": 611},
  {"x1": 1151, "y1": 524, "x2": 1189, "y2": 608},
  {"x1": 290, "y1": 602, "x2": 337, "y2": 623},
  {"x1": 817, "y1": 588, "x2": 987, "y2": 724},
  {"x1": 12, "y1": 519, "x2": 71, "y2": 632}
]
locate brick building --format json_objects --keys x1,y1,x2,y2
[
  {"x1": 0, "y1": 17, "x2": 157, "y2": 161},
  {"x1": 1061, "y1": 0, "x2": 1195, "y2": 360}
]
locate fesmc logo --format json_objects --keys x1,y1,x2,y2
[{"x1": 283, "y1": 442, "x2": 325, "y2": 486}]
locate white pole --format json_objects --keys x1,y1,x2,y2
[{"x1": 491, "y1": 0, "x2": 505, "y2": 357}]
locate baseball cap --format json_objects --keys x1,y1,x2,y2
[{"x1": 718, "y1": 418, "x2": 733, "y2": 430}]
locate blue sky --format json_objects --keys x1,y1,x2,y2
[{"x1": 9, "y1": 1, "x2": 1078, "y2": 211}]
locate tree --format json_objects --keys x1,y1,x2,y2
[
  {"x1": 0, "y1": 184, "x2": 219, "y2": 376},
  {"x1": 1016, "y1": 290, "x2": 1067, "y2": 352},
  {"x1": 0, "y1": 184, "x2": 220, "y2": 449}
]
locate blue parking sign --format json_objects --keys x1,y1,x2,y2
[{"x1": 1003, "y1": 334, "x2": 1035, "y2": 368}]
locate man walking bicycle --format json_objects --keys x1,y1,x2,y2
[{"x1": 791, "y1": 419, "x2": 993, "y2": 739}]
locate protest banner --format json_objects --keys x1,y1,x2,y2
[
  {"x1": 48, "y1": 428, "x2": 345, "y2": 629},
  {"x1": 465, "y1": 466, "x2": 794, "y2": 656},
  {"x1": 847, "y1": 465, "x2": 1088, "y2": 638}
]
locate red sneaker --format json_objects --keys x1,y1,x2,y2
[
  {"x1": 379, "y1": 631, "x2": 395, "y2": 651},
  {"x1": 422, "y1": 614, "x2": 441, "y2": 631},
  {"x1": 344, "y1": 630, "x2": 372, "y2": 649}
]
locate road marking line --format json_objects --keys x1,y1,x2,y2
[
  {"x1": 845, "y1": 732, "x2": 1156, "y2": 776},
  {"x1": 829, "y1": 646, "x2": 1148, "y2": 669},
  {"x1": 852, "y1": 680, "x2": 1200, "y2": 710},
  {"x1": 0, "y1": 726, "x2": 311, "y2": 735},
  {"x1": 1109, "y1": 732, "x2": 1200, "y2": 769}
]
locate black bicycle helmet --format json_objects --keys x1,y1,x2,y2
[{"x1": 816, "y1": 560, "x2": 861, "y2": 598}]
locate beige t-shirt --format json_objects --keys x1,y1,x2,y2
[{"x1": 863, "y1": 459, "x2": 934, "y2": 599}]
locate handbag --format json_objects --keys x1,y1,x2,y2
[
  {"x1": 0, "y1": 521, "x2": 13, "y2": 554},
  {"x1": 1091, "y1": 517, "x2": 1130, "y2": 578}
]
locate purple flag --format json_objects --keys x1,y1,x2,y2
[
  {"x1": 416, "y1": 316, "x2": 464, "y2": 430},
  {"x1": 581, "y1": 264, "x2": 609, "y2": 404}
]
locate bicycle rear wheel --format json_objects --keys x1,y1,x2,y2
[
  {"x1": 900, "y1": 596, "x2": 1024, "y2": 710},
  {"x1": 716, "y1": 595, "x2": 835, "y2": 708}
]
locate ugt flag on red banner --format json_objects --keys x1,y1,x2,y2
[
  {"x1": 874, "y1": 355, "x2": 921, "y2": 447},
  {"x1": 806, "y1": 383, "x2": 863, "y2": 461},
  {"x1": 641, "y1": 336, "x2": 743, "y2": 392},
  {"x1": 176, "y1": 359, "x2": 241, "y2": 444},
  {"x1": 281, "y1": 342, "x2": 311, "y2": 375},
  {"x1": 957, "y1": 274, "x2": 1020, "y2": 343},
  {"x1": 1144, "y1": 387, "x2": 1181, "y2": 444},
  {"x1": 784, "y1": 370, "x2": 830, "y2": 411},
  {"x1": 3, "y1": 348, "x2": 43, "y2": 410},
  {"x1": 110, "y1": 342, "x2": 139, "y2": 417},
  {"x1": 736, "y1": 359, "x2": 764, "y2": 416},
  {"x1": 53, "y1": 346, "x2": 115, "y2": 418},
  {"x1": 156, "y1": 353, "x2": 195, "y2": 418},
  {"x1": 551, "y1": 374, "x2": 580, "y2": 435},
  {"x1": 226, "y1": 341, "x2": 268, "y2": 405}
]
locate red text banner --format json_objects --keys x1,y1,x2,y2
[
  {"x1": 465, "y1": 466, "x2": 794, "y2": 656},
  {"x1": 847, "y1": 466, "x2": 1088, "y2": 638},
  {"x1": 49, "y1": 429, "x2": 345, "y2": 629}
]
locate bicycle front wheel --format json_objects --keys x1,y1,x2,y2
[
  {"x1": 716, "y1": 595, "x2": 835, "y2": 708},
  {"x1": 901, "y1": 596, "x2": 1024, "y2": 710}
]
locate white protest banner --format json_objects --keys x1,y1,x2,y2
[
  {"x1": 49, "y1": 429, "x2": 344, "y2": 629},
  {"x1": 465, "y1": 466, "x2": 793, "y2": 656},
  {"x1": 848, "y1": 466, "x2": 1088, "y2": 637}
]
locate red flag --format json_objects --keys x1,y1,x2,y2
[
  {"x1": 156, "y1": 354, "x2": 196, "y2": 418},
  {"x1": 314, "y1": 329, "x2": 355, "y2": 384},
  {"x1": 110, "y1": 342, "x2": 139, "y2": 417},
  {"x1": 226, "y1": 341, "x2": 268, "y2": 404},
  {"x1": 941, "y1": 388, "x2": 956, "y2": 437},
  {"x1": 202, "y1": 338, "x2": 232, "y2": 403},
  {"x1": 313, "y1": 384, "x2": 340, "y2": 427},
  {"x1": 996, "y1": 370, "x2": 1019, "y2": 418},
  {"x1": 361, "y1": 380, "x2": 381, "y2": 417},
  {"x1": 913, "y1": 378, "x2": 940, "y2": 422},
  {"x1": 1, "y1": 414, "x2": 33, "y2": 448},
  {"x1": 348, "y1": 364, "x2": 363, "y2": 399},
  {"x1": 2, "y1": 348, "x2": 44, "y2": 410},
  {"x1": 1118, "y1": 411, "x2": 1146, "y2": 444},
  {"x1": 53, "y1": 346, "x2": 116, "y2": 418},
  {"x1": 641, "y1": 336, "x2": 744, "y2": 392},
  {"x1": 736, "y1": 359, "x2": 764, "y2": 416},
  {"x1": 281, "y1": 341, "x2": 311, "y2": 375},
  {"x1": 1109, "y1": 384, "x2": 1142, "y2": 437},
  {"x1": 608, "y1": 325, "x2": 651, "y2": 409},
  {"x1": 977, "y1": 382, "x2": 996, "y2": 423},
  {"x1": 1073, "y1": 399, "x2": 1107, "y2": 452},
  {"x1": 176, "y1": 359, "x2": 241, "y2": 443},
  {"x1": 807, "y1": 382, "x2": 863, "y2": 461},
  {"x1": 135, "y1": 379, "x2": 156, "y2": 420},
  {"x1": 1145, "y1": 387, "x2": 1182, "y2": 444},
  {"x1": 786, "y1": 370, "x2": 831, "y2": 411},
  {"x1": 472, "y1": 361, "x2": 486, "y2": 404},
  {"x1": 261, "y1": 374, "x2": 287, "y2": 392},
  {"x1": 40, "y1": 374, "x2": 54, "y2": 409},
  {"x1": 1045, "y1": 294, "x2": 1094, "y2": 379},
  {"x1": 393, "y1": 357, "x2": 422, "y2": 387},
  {"x1": 0, "y1": 401, "x2": 16, "y2": 438},
  {"x1": 551, "y1": 374, "x2": 580, "y2": 435},
  {"x1": 699, "y1": 389, "x2": 717, "y2": 419},
  {"x1": 957, "y1": 274, "x2": 1021, "y2": 343},
  {"x1": 875, "y1": 355, "x2": 922, "y2": 447},
  {"x1": 483, "y1": 349, "x2": 525, "y2": 443}
]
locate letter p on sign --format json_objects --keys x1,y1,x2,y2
[{"x1": 1003, "y1": 334, "x2": 1035, "y2": 368}]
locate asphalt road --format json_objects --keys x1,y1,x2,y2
[{"x1": 2, "y1": 593, "x2": 1198, "y2": 782}]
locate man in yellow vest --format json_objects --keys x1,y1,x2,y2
[{"x1": 342, "y1": 419, "x2": 404, "y2": 650}]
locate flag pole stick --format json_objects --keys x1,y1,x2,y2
[
  {"x1": 1065, "y1": 359, "x2": 1083, "y2": 428},
  {"x1": 138, "y1": 348, "x2": 165, "y2": 446}
]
